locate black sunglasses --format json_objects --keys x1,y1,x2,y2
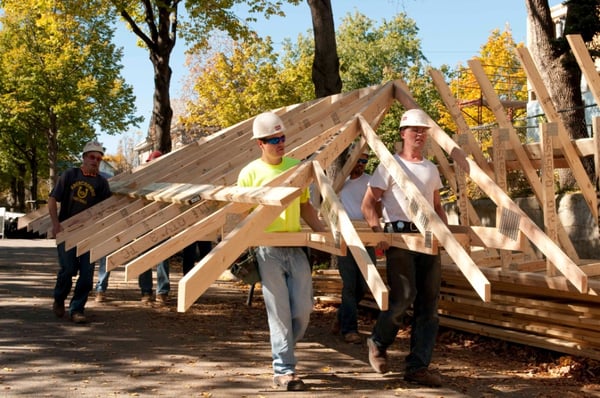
[
  {"x1": 260, "y1": 135, "x2": 286, "y2": 145},
  {"x1": 357, "y1": 158, "x2": 368, "y2": 164}
]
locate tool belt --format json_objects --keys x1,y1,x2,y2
[{"x1": 384, "y1": 220, "x2": 419, "y2": 233}]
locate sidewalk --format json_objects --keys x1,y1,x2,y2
[{"x1": 0, "y1": 239, "x2": 592, "y2": 397}]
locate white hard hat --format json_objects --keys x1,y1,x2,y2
[
  {"x1": 399, "y1": 109, "x2": 430, "y2": 129},
  {"x1": 83, "y1": 140, "x2": 105, "y2": 155},
  {"x1": 252, "y1": 112, "x2": 286, "y2": 139}
]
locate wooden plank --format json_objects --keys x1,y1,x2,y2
[
  {"x1": 440, "y1": 317, "x2": 600, "y2": 361},
  {"x1": 540, "y1": 123, "x2": 559, "y2": 276},
  {"x1": 135, "y1": 182, "x2": 300, "y2": 206},
  {"x1": 359, "y1": 232, "x2": 438, "y2": 254},
  {"x1": 594, "y1": 116, "x2": 600, "y2": 230},
  {"x1": 78, "y1": 200, "x2": 167, "y2": 259},
  {"x1": 124, "y1": 200, "x2": 254, "y2": 280},
  {"x1": 442, "y1": 263, "x2": 596, "y2": 299},
  {"x1": 17, "y1": 205, "x2": 48, "y2": 231},
  {"x1": 64, "y1": 199, "x2": 147, "y2": 251},
  {"x1": 580, "y1": 262, "x2": 600, "y2": 277},
  {"x1": 312, "y1": 160, "x2": 389, "y2": 311},
  {"x1": 106, "y1": 199, "x2": 224, "y2": 271},
  {"x1": 438, "y1": 301, "x2": 600, "y2": 345},
  {"x1": 91, "y1": 202, "x2": 191, "y2": 264},
  {"x1": 54, "y1": 196, "x2": 134, "y2": 242},
  {"x1": 468, "y1": 59, "x2": 577, "y2": 261},
  {"x1": 358, "y1": 113, "x2": 491, "y2": 302},
  {"x1": 393, "y1": 79, "x2": 587, "y2": 294},
  {"x1": 504, "y1": 138, "x2": 596, "y2": 168},
  {"x1": 492, "y1": 127, "x2": 512, "y2": 269},
  {"x1": 455, "y1": 225, "x2": 526, "y2": 251},
  {"x1": 515, "y1": 47, "x2": 597, "y2": 222},
  {"x1": 248, "y1": 232, "x2": 347, "y2": 256},
  {"x1": 441, "y1": 285, "x2": 600, "y2": 320}
]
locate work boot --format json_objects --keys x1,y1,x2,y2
[
  {"x1": 404, "y1": 368, "x2": 442, "y2": 387},
  {"x1": 70, "y1": 312, "x2": 87, "y2": 324},
  {"x1": 156, "y1": 293, "x2": 168, "y2": 305},
  {"x1": 140, "y1": 293, "x2": 153, "y2": 304},
  {"x1": 367, "y1": 337, "x2": 388, "y2": 373},
  {"x1": 52, "y1": 300, "x2": 65, "y2": 318},
  {"x1": 344, "y1": 332, "x2": 362, "y2": 344},
  {"x1": 273, "y1": 373, "x2": 307, "y2": 391},
  {"x1": 95, "y1": 292, "x2": 106, "y2": 303},
  {"x1": 330, "y1": 318, "x2": 340, "y2": 335}
]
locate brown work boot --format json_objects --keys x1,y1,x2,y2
[
  {"x1": 140, "y1": 293, "x2": 153, "y2": 304},
  {"x1": 156, "y1": 293, "x2": 168, "y2": 305},
  {"x1": 343, "y1": 332, "x2": 362, "y2": 344},
  {"x1": 330, "y1": 318, "x2": 340, "y2": 335},
  {"x1": 404, "y1": 368, "x2": 442, "y2": 387},
  {"x1": 367, "y1": 337, "x2": 388, "y2": 373},
  {"x1": 52, "y1": 300, "x2": 65, "y2": 318},
  {"x1": 273, "y1": 373, "x2": 307, "y2": 391},
  {"x1": 95, "y1": 292, "x2": 106, "y2": 303},
  {"x1": 70, "y1": 312, "x2": 87, "y2": 324}
]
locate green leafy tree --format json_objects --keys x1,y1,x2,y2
[
  {"x1": 182, "y1": 11, "x2": 431, "y2": 153},
  {"x1": 0, "y1": 0, "x2": 140, "y2": 206},
  {"x1": 335, "y1": 11, "x2": 432, "y2": 158},
  {"x1": 108, "y1": 0, "x2": 302, "y2": 154},
  {"x1": 440, "y1": 27, "x2": 527, "y2": 199},
  {"x1": 181, "y1": 37, "x2": 309, "y2": 130}
]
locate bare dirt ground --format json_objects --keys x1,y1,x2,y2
[{"x1": 1, "y1": 239, "x2": 599, "y2": 397}]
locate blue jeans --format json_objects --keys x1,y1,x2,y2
[
  {"x1": 182, "y1": 241, "x2": 212, "y2": 275},
  {"x1": 96, "y1": 257, "x2": 109, "y2": 292},
  {"x1": 255, "y1": 246, "x2": 313, "y2": 376},
  {"x1": 54, "y1": 242, "x2": 94, "y2": 315},
  {"x1": 138, "y1": 260, "x2": 170, "y2": 295},
  {"x1": 371, "y1": 247, "x2": 441, "y2": 373},
  {"x1": 337, "y1": 247, "x2": 376, "y2": 335}
]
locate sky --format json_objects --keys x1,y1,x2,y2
[{"x1": 100, "y1": 0, "x2": 531, "y2": 155}]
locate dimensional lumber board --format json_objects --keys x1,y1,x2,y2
[
  {"x1": 540, "y1": 122, "x2": 559, "y2": 276},
  {"x1": 64, "y1": 199, "x2": 147, "y2": 251},
  {"x1": 77, "y1": 200, "x2": 167, "y2": 257}
]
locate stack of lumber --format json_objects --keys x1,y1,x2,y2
[{"x1": 313, "y1": 253, "x2": 600, "y2": 360}]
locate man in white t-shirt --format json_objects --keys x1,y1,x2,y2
[{"x1": 361, "y1": 109, "x2": 447, "y2": 387}]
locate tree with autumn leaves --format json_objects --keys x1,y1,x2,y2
[
  {"x1": 180, "y1": 11, "x2": 432, "y2": 151},
  {"x1": 0, "y1": 0, "x2": 140, "y2": 210}
]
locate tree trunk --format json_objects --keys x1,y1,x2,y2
[
  {"x1": 29, "y1": 148, "x2": 39, "y2": 207},
  {"x1": 308, "y1": 0, "x2": 342, "y2": 98},
  {"x1": 151, "y1": 50, "x2": 173, "y2": 154},
  {"x1": 16, "y1": 163, "x2": 26, "y2": 212},
  {"x1": 525, "y1": 0, "x2": 593, "y2": 189},
  {"x1": 47, "y1": 111, "x2": 59, "y2": 188},
  {"x1": 307, "y1": 0, "x2": 342, "y2": 269},
  {"x1": 120, "y1": 3, "x2": 177, "y2": 155}
]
